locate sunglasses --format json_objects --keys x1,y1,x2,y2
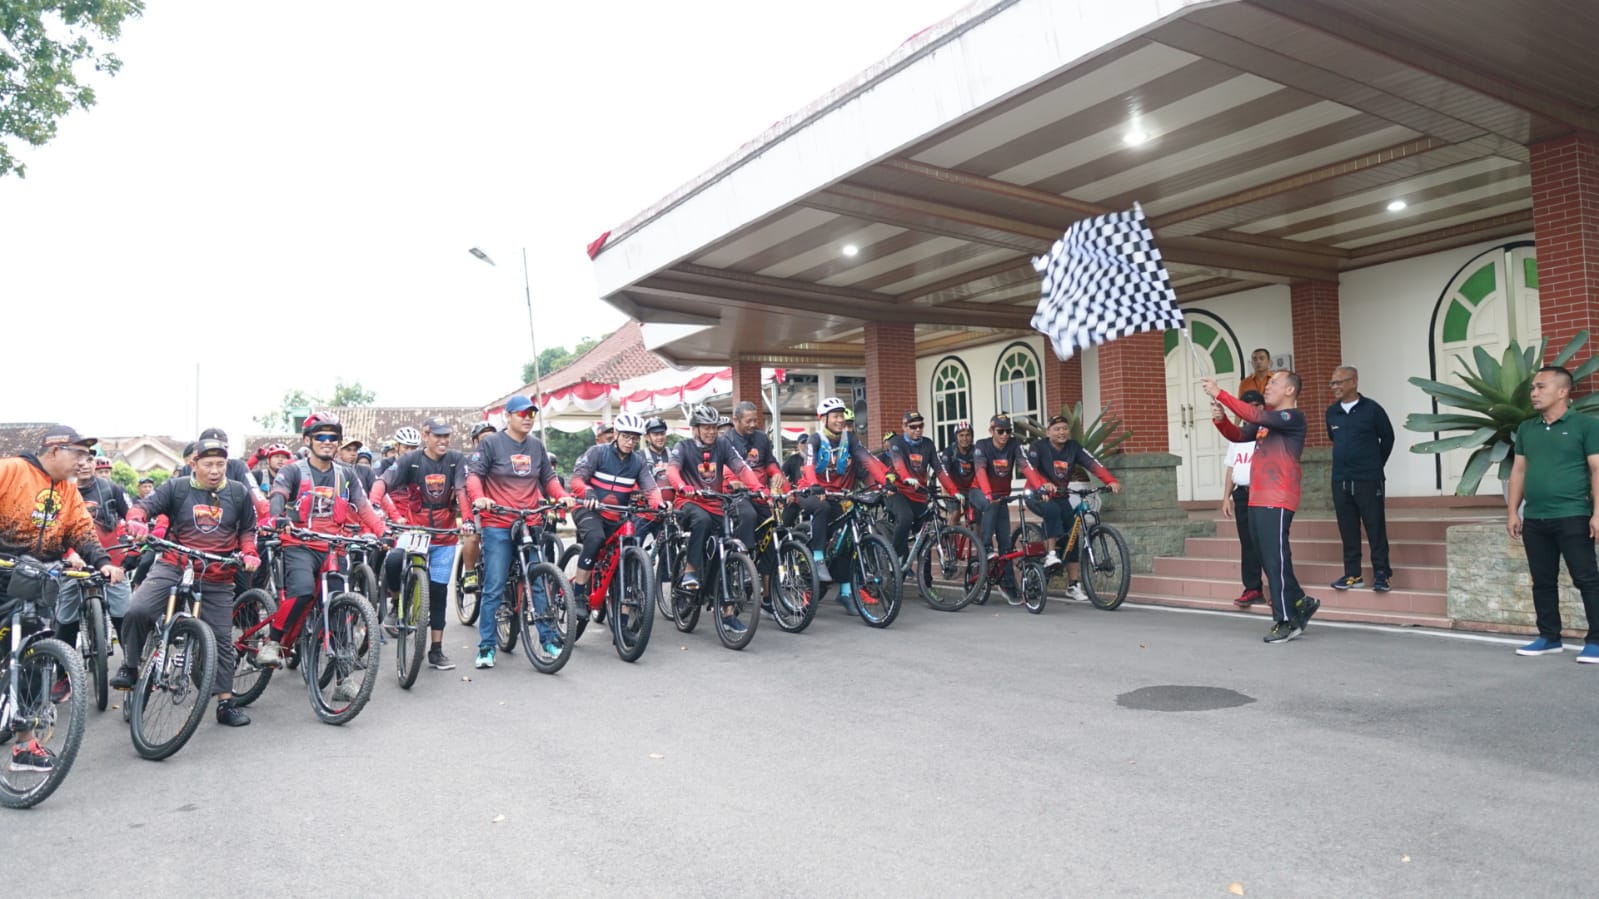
[
  {"x1": 906, "y1": 422, "x2": 924, "y2": 428},
  {"x1": 312, "y1": 434, "x2": 341, "y2": 443},
  {"x1": 510, "y1": 409, "x2": 536, "y2": 419},
  {"x1": 994, "y1": 429, "x2": 1012, "y2": 435}
]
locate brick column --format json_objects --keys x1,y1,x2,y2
[
  {"x1": 1530, "y1": 134, "x2": 1599, "y2": 372},
  {"x1": 1044, "y1": 355, "x2": 1083, "y2": 420},
  {"x1": 1291, "y1": 279, "x2": 1342, "y2": 449},
  {"x1": 1096, "y1": 331, "x2": 1167, "y2": 454},
  {"x1": 864, "y1": 322, "x2": 917, "y2": 445},
  {"x1": 730, "y1": 359, "x2": 764, "y2": 411}
]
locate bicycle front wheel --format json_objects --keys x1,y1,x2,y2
[
  {"x1": 305, "y1": 592, "x2": 379, "y2": 725},
  {"x1": 916, "y1": 524, "x2": 982, "y2": 612},
  {"x1": 713, "y1": 551, "x2": 759, "y2": 651},
  {"x1": 350, "y1": 561, "x2": 381, "y2": 620},
  {"x1": 82, "y1": 593, "x2": 109, "y2": 711},
  {"x1": 854, "y1": 534, "x2": 902, "y2": 628},
  {"x1": 129, "y1": 616, "x2": 217, "y2": 761},
  {"x1": 667, "y1": 546, "x2": 699, "y2": 633},
  {"x1": 771, "y1": 538, "x2": 820, "y2": 633},
  {"x1": 1021, "y1": 562, "x2": 1048, "y2": 614},
  {"x1": 230, "y1": 589, "x2": 276, "y2": 707},
  {"x1": 395, "y1": 563, "x2": 427, "y2": 690},
  {"x1": 0, "y1": 638, "x2": 87, "y2": 808},
  {"x1": 496, "y1": 574, "x2": 521, "y2": 653},
  {"x1": 1082, "y1": 524, "x2": 1131, "y2": 611},
  {"x1": 520, "y1": 562, "x2": 576, "y2": 674},
  {"x1": 450, "y1": 549, "x2": 480, "y2": 626},
  {"x1": 611, "y1": 545, "x2": 656, "y2": 662}
]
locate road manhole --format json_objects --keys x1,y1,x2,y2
[{"x1": 1115, "y1": 685, "x2": 1255, "y2": 712}]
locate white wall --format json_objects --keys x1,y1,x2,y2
[
  {"x1": 1183, "y1": 285, "x2": 1295, "y2": 380},
  {"x1": 1338, "y1": 232, "x2": 1536, "y2": 496},
  {"x1": 917, "y1": 334, "x2": 1050, "y2": 431}
]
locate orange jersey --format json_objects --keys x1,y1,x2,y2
[{"x1": 0, "y1": 456, "x2": 105, "y2": 565}]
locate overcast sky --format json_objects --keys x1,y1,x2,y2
[{"x1": 1, "y1": 0, "x2": 957, "y2": 445}]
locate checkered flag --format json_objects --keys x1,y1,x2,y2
[{"x1": 1030, "y1": 204, "x2": 1184, "y2": 360}]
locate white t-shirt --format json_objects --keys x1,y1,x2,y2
[
  {"x1": 1340, "y1": 399, "x2": 1359, "y2": 414},
  {"x1": 1224, "y1": 440, "x2": 1255, "y2": 487}
]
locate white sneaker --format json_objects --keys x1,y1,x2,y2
[
  {"x1": 1066, "y1": 583, "x2": 1088, "y2": 602},
  {"x1": 256, "y1": 640, "x2": 283, "y2": 668},
  {"x1": 1042, "y1": 550, "x2": 1061, "y2": 568},
  {"x1": 331, "y1": 678, "x2": 359, "y2": 702}
]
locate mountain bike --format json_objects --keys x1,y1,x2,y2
[
  {"x1": 387, "y1": 524, "x2": 462, "y2": 688},
  {"x1": 60, "y1": 565, "x2": 114, "y2": 712},
  {"x1": 803, "y1": 489, "x2": 902, "y2": 628},
  {"x1": 453, "y1": 519, "x2": 559, "y2": 627},
  {"x1": 1010, "y1": 485, "x2": 1129, "y2": 610},
  {"x1": 974, "y1": 492, "x2": 1049, "y2": 613},
  {"x1": 228, "y1": 528, "x2": 381, "y2": 724},
  {"x1": 903, "y1": 495, "x2": 983, "y2": 612},
  {"x1": 558, "y1": 498, "x2": 659, "y2": 662},
  {"x1": 122, "y1": 536, "x2": 230, "y2": 761},
  {"x1": 752, "y1": 495, "x2": 820, "y2": 633},
  {"x1": 666, "y1": 490, "x2": 760, "y2": 650},
  {"x1": 483, "y1": 503, "x2": 577, "y2": 673},
  {"x1": 0, "y1": 554, "x2": 88, "y2": 809}
]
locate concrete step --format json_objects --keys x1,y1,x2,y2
[
  {"x1": 1182, "y1": 536, "x2": 1447, "y2": 566},
  {"x1": 1196, "y1": 516, "x2": 1496, "y2": 542},
  {"x1": 1152, "y1": 555, "x2": 1446, "y2": 591},
  {"x1": 1129, "y1": 573, "x2": 1447, "y2": 615},
  {"x1": 1125, "y1": 590, "x2": 1454, "y2": 629}
]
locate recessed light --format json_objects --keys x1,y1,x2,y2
[
  {"x1": 1123, "y1": 129, "x2": 1150, "y2": 147},
  {"x1": 1386, "y1": 199, "x2": 1407, "y2": 212},
  {"x1": 842, "y1": 244, "x2": 859, "y2": 257}
]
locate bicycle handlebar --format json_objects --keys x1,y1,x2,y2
[
  {"x1": 0, "y1": 553, "x2": 106, "y2": 583},
  {"x1": 137, "y1": 535, "x2": 246, "y2": 568}
]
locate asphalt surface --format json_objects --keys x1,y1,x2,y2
[{"x1": 7, "y1": 592, "x2": 1598, "y2": 897}]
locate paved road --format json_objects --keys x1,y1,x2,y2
[{"x1": 7, "y1": 595, "x2": 1597, "y2": 897}]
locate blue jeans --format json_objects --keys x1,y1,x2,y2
[{"x1": 478, "y1": 527, "x2": 555, "y2": 649}]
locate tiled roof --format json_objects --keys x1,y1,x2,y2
[
  {"x1": 243, "y1": 434, "x2": 300, "y2": 458},
  {"x1": 0, "y1": 423, "x2": 52, "y2": 458},
  {"x1": 488, "y1": 321, "x2": 667, "y2": 409},
  {"x1": 306, "y1": 407, "x2": 485, "y2": 451}
]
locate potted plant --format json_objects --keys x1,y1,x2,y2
[{"x1": 1405, "y1": 330, "x2": 1599, "y2": 495}]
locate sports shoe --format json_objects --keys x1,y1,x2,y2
[
  {"x1": 1233, "y1": 588, "x2": 1264, "y2": 608},
  {"x1": 1372, "y1": 576, "x2": 1391, "y2": 592},
  {"x1": 1066, "y1": 582, "x2": 1088, "y2": 602},
  {"x1": 215, "y1": 700, "x2": 251, "y2": 727},
  {"x1": 1263, "y1": 620, "x2": 1302, "y2": 644},
  {"x1": 1295, "y1": 596, "x2": 1321, "y2": 631},
  {"x1": 1516, "y1": 636, "x2": 1564, "y2": 656},
  {"x1": 428, "y1": 649, "x2": 456, "y2": 670},
  {"x1": 50, "y1": 677, "x2": 70, "y2": 704},
  {"x1": 331, "y1": 679, "x2": 359, "y2": 702},
  {"x1": 256, "y1": 640, "x2": 284, "y2": 668},
  {"x1": 10, "y1": 740, "x2": 54, "y2": 773},
  {"x1": 721, "y1": 616, "x2": 747, "y2": 634},
  {"x1": 1331, "y1": 575, "x2": 1363, "y2": 590},
  {"x1": 383, "y1": 612, "x2": 400, "y2": 638},
  {"x1": 110, "y1": 664, "x2": 137, "y2": 691},
  {"x1": 813, "y1": 552, "x2": 833, "y2": 583},
  {"x1": 1578, "y1": 645, "x2": 1599, "y2": 664},
  {"x1": 680, "y1": 570, "x2": 700, "y2": 590},
  {"x1": 1042, "y1": 550, "x2": 1061, "y2": 568},
  {"x1": 462, "y1": 572, "x2": 480, "y2": 594},
  {"x1": 541, "y1": 642, "x2": 562, "y2": 659},
  {"x1": 475, "y1": 647, "x2": 495, "y2": 669}
]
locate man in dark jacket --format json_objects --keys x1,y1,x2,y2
[{"x1": 1326, "y1": 366, "x2": 1395, "y2": 592}]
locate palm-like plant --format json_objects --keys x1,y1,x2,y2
[
  {"x1": 1405, "y1": 330, "x2": 1599, "y2": 494},
  {"x1": 1015, "y1": 401, "x2": 1133, "y2": 477}
]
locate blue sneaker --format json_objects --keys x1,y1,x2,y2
[
  {"x1": 1578, "y1": 645, "x2": 1599, "y2": 664},
  {"x1": 541, "y1": 642, "x2": 562, "y2": 659},
  {"x1": 474, "y1": 647, "x2": 496, "y2": 669},
  {"x1": 721, "y1": 616, "x2": 747, "y2": 634},
  {"x1": 1516, "y1": 636, "x2": 1564, "y2": 656},
  {"x1": 680, "y1": 570, "x2": 700, "y2": 590}
]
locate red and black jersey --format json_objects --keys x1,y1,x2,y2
[
  {"x1": 667, "y1": 436, "x2": 761, "y2": 514},
  {"x1": 941, "y1": 443, "x2": 977, "y2": 491},
  {"x1": 571, "y1": 444, "x2": 663, "y2": 521},
  {"x1": 887, "y1": 434, "x2": 956, "y2": 498},
  {"x1": 269, "y1": 459, "x2": 385, "y2": 545},
  {"x1": 378, "y1": 449, "x2": 468, "y2": 543},
  {"x1": 466, "y1": 432, "x2": 567, "y2": 528},
  {"x1": 800, "y1": 428, "x2": 889, "y2": 492},
  {"x1": 724, "y1": 427, "x2": 786, "y2": 489},
  {"x1": 1215, "y1": 391, "x2": 1305, "y2": 512},
  {"x1": 973, "y1": 437, "x2": 1036, "y2": 499},
  {"x1": 130, "y1": 476, "x2": 258, "y2": 581},
  {"x1": 1027, "y1": 439, "x2": 1115, "y2": 490}
]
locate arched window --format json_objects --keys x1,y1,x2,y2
[
  {"x1": 994, "y1": 342, "x2": 1041, "y2": 425},
  {"x1": 930, "y1": 357, "x2": 971, "y2": 449}
]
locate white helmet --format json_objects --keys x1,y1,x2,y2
[
  {"x1": 613, "y1": 413, "x2": 647, "y2": 435},
  {"x1": 816, "y1": 397, "x2": 847, "y2": 418},
  {"x1": 393, "y1": 427, "x2": 421, "y2": 446}
]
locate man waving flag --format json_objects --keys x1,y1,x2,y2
[{"x1": 1030, "y1": 203, "x2": 1184, "y2": 360}]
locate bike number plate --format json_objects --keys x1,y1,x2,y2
[{"x1": 400, "y1": 531, "x2": 431, "y2": 554}]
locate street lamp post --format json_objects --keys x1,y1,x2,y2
[{"x1": 469, "y1": 246, "x2": 548, "y2": 443}]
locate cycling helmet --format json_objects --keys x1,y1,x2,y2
[
  {"x1": 301, "y1": 412, "x2": 343, "y2": 440},
  {"x1": 393, "y1": 426, "x2": 421, "y2": 446},
  {"x1": 264, "y1": 442, "x2": 292, "y2": 459},
  {"x1": 816, "y1": 397, "x2": 846, "y2": 418},
  {"x1": 470, "y1": 421, "x2": 496, "y2": 440},
  {"x1": 843, "y1": 407, "x2": 855, "y2": 423},
  {"x1": 954, "y1": 419, "x2": 973, "y2": 433},
  {"x1": 689, "y1": 404, "x2": 720, "y2": 426},
  {"x1": 94, "y1": 456, "x2": 112, "y2": 471},
  {"x1": 645, "y1": 417, "x2": 667, "y2": 434},
  {"x1": 613, "y1": 413, "x2": 647, "y2": 435}
]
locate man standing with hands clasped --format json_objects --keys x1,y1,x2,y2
[
  {"x1": 1203, "y1": 371, "x2": 1321, "y2": 643},
  {"x1": 1326, "y1": 366, "x2": 1395, "y2": 592},
  {"x1": 1506, "y1": 365, "x2": 1599, "y2": 662}
]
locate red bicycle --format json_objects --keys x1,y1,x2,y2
[
  {"x1": 970, "y1": 491, "x2": 1049, "y2": 614},
  {"x1": 557, "y1": 498, "x2": 660, "y2": 662},
  {"x1": 229, "y1": 527, "x2": 381, "y2": 724}
]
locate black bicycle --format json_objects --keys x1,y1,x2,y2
[
  {"x1": 59, "y1": 564, "x2": 114, "y2": 712},
  {"x1": 751, "y1": 495, "x2": 821, "y2": 634},
  {"x1": 799, "y1": 489, "x2": 902, "y2": 628},
  {"x1": 903, "y1": 495, "x2": 984, "y2": 612},
  {"x1": 483, "y1": 503, "x2": 578, "y2": 673},
  {"x1": 1011, "y1": 486, "x2": 1130, "y2": 610},
  {"x1": 0, "y1": 554, "x2": 88, "y2": 809},
  {"x1": 387, "y1": 524, "x2": 462, "y2": 688},
  {"x1": 666, "y1": 490, "x2": 760, "y2": 650}
]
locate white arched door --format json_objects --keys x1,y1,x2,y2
[
  {"x1": 1432, "y1": 243, "x2": 1539, "y2": 493},
  {"x1": 1165, "y1": 317, "x2": 1241, "y2": 502}
]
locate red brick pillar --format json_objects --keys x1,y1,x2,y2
[
  {"x1": 1531, "y1": 134, "x2": 1599, "y2": 373},
  {"x1": 864, "y1": 322, "x2": 917, "y2": 446},
  {"x1": 1096, "y1": 331, "x2": 1167, "y2": 454},
  {"x1": 1291, "y1": 280, "x2": 1342, "y2": 448},
  {"x1": 1044, "y1": 355, "x2": 1083, "y2": 420},
  {"x1": 730, "y1": 359, "x2": 764, "y2": 411}
]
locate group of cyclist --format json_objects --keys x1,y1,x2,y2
[{"x1": 0, "y1": 394, "x2": 1120, "y2": 777}]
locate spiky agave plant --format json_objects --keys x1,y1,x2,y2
[{"x1": 1405, "y1": 331, "x2": 1599, "y2": 494}]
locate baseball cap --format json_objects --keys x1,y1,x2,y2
[
  {"x1": 422, "y1": 417, "x2": 452, "y2": 436},
  {"x1": 1047, "y1": 414, "x2": 1070, "y2": 427},
  {"x1": 40, "y1": 425, "x2": 97, "y2": 451},
  {"x1": 341, "y1": 437, "x2": 363, "y2": 449},
  {"x1": 138, "y1": 477, "x2": 155, "y2": 486},
  {"x1": 990, "y1": 414, "x2": 1013, "y2": 430},
  {"x1": 182, "y1": 442, "x2": 197, "y2": 458},
  {"x1": 1240, "y1": 390, "x2": 1266, "y2": 405},
  {"x1": 797, "y1": 433, "x2": 810, "y2": 445},
  {"x1": 593, "y1": 420, "x2": 614, "y2": 436},
  {"x1": 194, "y1": 437, "x2": 228, "y2": 459},
  {"x1": 903, "y1": 411, "x2": 925, "y2": 425},
  {"x1": 198, "y1": 427, "x2": 228, "y2": 442},
  {"x1": 504, "y1": 395, "x2": 538, "y2": 415}
]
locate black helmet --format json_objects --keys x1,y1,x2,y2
[
  {"x1": 301, "y1": 411, "x2": 343, "y2": 440},
  {"x1": 645, "y1": 417, "x2": 667, "y2": 434},
  {"x1": 689, "y1": 404, "x2": 719, "y2": 426},
  {"x1": 470, "y1": 421, "x2": 496, "y2": 440}
]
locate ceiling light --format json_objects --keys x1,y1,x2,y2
[
  {"x1": 842, "y1": 244, "x2": 859, "y2": 257},
  {"x1": 1123, "y1": 129, "x2": 1150, "y2": 147},
  {"x1": 1386, "y1": 199, "x2": 1407, "y2": 212}
]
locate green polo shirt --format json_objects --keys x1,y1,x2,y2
[{"x1": 1515, "y1": 409, "x2": 1599, "y2": 519}]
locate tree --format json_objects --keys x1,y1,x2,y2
[
  {"x1": 521, "y1": 335, "x2": 602, "y2": 386},
  {"x1": 253, "y1": 381, "x2": 377, "y2": 432},
  {"x1": 0, "y1": 1, "x2": 145, "y2": 179},
  {"x1": 108, "y1": 460, "x2": 165, "y2": 492},
  {"x1": 329, "y1": 379, "x2": 375, "y2": 406}
]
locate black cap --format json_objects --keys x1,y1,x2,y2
[
  {"x1": 1047, "y1": 414, "x2": 1070, "y2": 427},
  {"x1": 40, "y1": 424, "x2": 97, "y2": 451},
  {"x1": 182, "y1": 442, "x2": 197, "y2": 458},
  {"x1": 138, "y1": 477, "x2": 155, "y2": 485},
  {"x1": 903, "y1": 411, "x2": 925, "y2": 425},
  {"x1": 194, "y1": 437, "x2": 228, "y2": 459},
  {"x1": 198, "y1": 427, "x2": 228, "y2": 442},
  {"x1": 797, "y1": 433, "x2": 810, "y2": 445},
  {"x1": 990, "y1": 414, "x2": 1013, "y2": 429},
  {"x1": 422, "y1": 416, "x2": 452, "y2": 436},
  {"x1": 1240, "y1": 390, "x2": 1266, "y2": 405}
]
